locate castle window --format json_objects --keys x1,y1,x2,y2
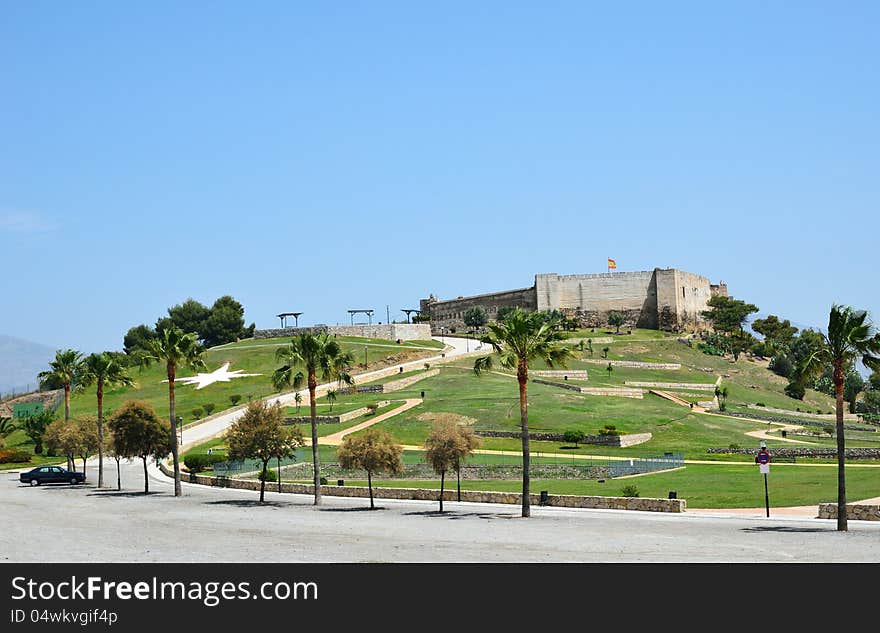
[{"x1": 682, "y1": 287, "x2": 686, "y2": 298}]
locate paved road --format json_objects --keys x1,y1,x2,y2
[{"x1": 3, "y1": 456, "x2": 880, "y2": 562}]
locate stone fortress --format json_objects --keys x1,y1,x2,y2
[{"x1": 420, "y1": 268, "x2": 728, "y2": 333}]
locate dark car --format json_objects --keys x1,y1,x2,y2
[{"x1": 19, "y1": 466, "x2": 85, "y2": 486}]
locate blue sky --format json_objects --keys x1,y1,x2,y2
[{"x1": 2, "y1": 1, "x2": 878, "y2": 353}]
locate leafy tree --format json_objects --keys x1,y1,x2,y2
[
  {"x1": 226, "y1": 400, "x2": 304, "y2": 503},
  {"x1": 463, "y1": 307, "x2": 488, "y2": 329},
  {"x1": 729, "y1": 331, "x2": 756, "y2": 362},
  {"x1": 107, "y1": 400, "x2": 171, "y2": 494},
  {"x1": 337, "y1": 428, "x2": 403, "y2": 509},
  {"x1": 751, "y1": 315, "x2": 798, "y2": 353},
  {"x1": 587, "y1": 338, "x2": 593, "y2": 357},
  {"x1": 857, "y1": 388, "x2": 880, "y2": 422},
  {"x1": 562, "y1": 430, "x2": 585, "y2": 448},
  {"x1": 473, "y1": 308, "x2": 573, "y2": 517},
  {"x1": 21, "y1": 409, "x2": 54, "y2": 454},
  {"x1": 105, "y1": 430, "x2": 124, "y2": 491},
  {"x1": 230, "y1": 394, "x2": 242, "y2": 407},
  {"x1": 869, "y1": 372, "x2": 880, "y2": 391},
  {"x1": 784, "y1": 381, "x2": 805, "y2": 400},
  {"x1": 38, "y1": 349, "x2": 84, "y2": 426},
  {"x1": 139, "y1": 326, "x2": 206, "y2": 497},
  {"x1": 606, "y1": 363, "x2": 613, "y2": 379},
  {"x1": 608, "y1": 312, "x2": 625, "y2": 333},
  {"x1": 701, "y1": 295, "x2": 759, "y2": 334},
  {"x1": 78, "y1": 352, "x2": 133, "y2": 488},
  {"x1": 423, "y1": 420, "x2": 468, "y2": 512},
  {"x1": 272, "y1": 332, "x2": 354, "y2": 505},
  {"x1": 167, "y1": 298, "x2": 211, "y2": 340},
  {"x1": 326, "y1": 390, "x2": 337, "y2": 412},
  {"x1": 73, "y1": 416, "x2": 99, "y2": 477},
  {"x1": 43, "y1": 420, "x2": 80, "y2": 470},
  {"x1": 602, "y1": 346, "x2": 610, "y2": 359},
  {"x1": 769, "y1": 354, "x2": 794, "y2": 379},
  {"x1": 201, "y1": 295, "x2": 249, "y2": 347},
  {"x1": 191, "y1": 407, "x2": 204, "y2": 420},
  {"x1": 123, "y1": 324, "x2": 156, "y2": 356},
  {"x1": 796, "y1": 305, "x2": 880, "y2": 531},
  {"x1": 202, "y1": 403, "x2": 216, "y2": 416}
]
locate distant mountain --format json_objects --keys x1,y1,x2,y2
[{"x1": 0, "y1": 335, "x2": 55, "y2": 396}]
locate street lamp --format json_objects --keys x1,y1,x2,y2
[
  {"x1": 440, "y1": 326, "x2": 446, "y2": 344},
  {"x1": 177, "y1": 416, "x2": 184, "y2": 446}
]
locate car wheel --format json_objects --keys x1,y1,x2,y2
[
  {"x1": 29, "y1": 479, "x2": 38, "y2": 487},
  {"x1": 70, "y1": 478, "x2": 78, "y2": 485}
]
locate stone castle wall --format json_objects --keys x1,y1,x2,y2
[{"x1": 421, "y1": 268, "x2": 720, "y2": 333}]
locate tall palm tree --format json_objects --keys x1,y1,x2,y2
[
  {"x1": 272, "y1": 332, "x2": 354, "y2": 505},
  {"x1": 473, "y1": 308, "x2": 573, "y2": 517},
  {"x1": 78, "y1": 353, "x2": 133, "y2": 488},
  {"x1": 140, "y1": 326, "x2": 206, "y2": 497},
  {"x1": 799, "y1": 305, "x2": 880, "y2": 531},
  {"x1": 38, "y1": 349, "x2": 83, "y2": 423}
]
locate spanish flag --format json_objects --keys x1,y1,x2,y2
[{"x1": 607, "y1": 258, "x2": 617, "y2": 270}]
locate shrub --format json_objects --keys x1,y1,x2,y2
[
  {"x1": 784, "y1": 382, "x2": 805, "y2": 400},
  {"x1": 366, "y1": 403, "x2": 379, "y2": 415},
  {"x1": 769, "y1": 354, "x2": 794, "y2": 378},
  {"x1": 719, "y1": 401, "x2": 727, "y2": 411},
  {"x1": 202, "y1": 403, "x2": 215, "y2": 416},
  {"x1": 0, "y1": 449, "x2": 32, "y2": 464},
  {"x1": 259, "y1": 468, "x2": 277, "y2": 482},
  {"x1": 191, "y1": 407, "x2": 204, "y2": 420},
  {"x1": 229, "y1": 395, "x2": 242, "y2": 406},
  {"x1": 823, "y1": 425, "x2": 835, "y2": 437},
  {"x1": 319, "y1": 476, "x2": 328, "y2": 485},
  {"x1": 728, "y1": 443, "x2": 741, "y2": 450},
  {"x1": 184, "y1": 453, "x2": 225, "y2": 473},
  {"x1": 598, "y1": 425, "x2": 622, "y2": 436},
  {"x1": 620, "y1": 484, "x2": 640, "y2": 498},
  {"x1": 756, "y1": 402, "x2": 765, "y2": 407}
]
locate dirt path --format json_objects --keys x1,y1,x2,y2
[{"x1": 318, "y1": 398, "x2": 424, "y2": 445}]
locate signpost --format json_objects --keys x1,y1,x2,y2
[{"x1": 755, "y1": 442, "x2": 771, "y2": 517}]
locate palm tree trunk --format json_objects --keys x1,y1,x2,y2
[
  {"x1": 116, "y1": 458, "x2": 121, "y2": 491},
  {"x1": 518, "y1": 362, "x2": 531, "y2": 518},
  {"x1": 168, "y1": 363, "x2": 181, "y2": 497},
  {"x1": 309, "y1": 374, "x2": 321, "y2": 505},
  {"x1": 440, "y1": 470, "x2": 445, "y2": 513},
  {"x1": 834, "y1": 360, "x2": 847, "y2": 531},
  {"x1": 142, "y1": 456, "x2": 149, "y2": 494},
  {"x1": 97, "y1": 379, "x2": 104, "y2": 488},
  {"x1": 457, "y1": 466, "x2": 461, "y2": 502},
  {"x1": 368, "y1": 470, "x2": 374, "y2": 510},
  {"x1": 260, "y1": 461, "x2": 267, "y2": 503},
  {"x1": 64, "y1": 383, "x2": 72, "y2": 471},
  {"x1": 82, "y1": 456, "x2": 86, "y2": 477}
]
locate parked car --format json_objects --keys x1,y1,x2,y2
[{"x1": 19, "y1": 466, "x2": 85, "y2": 486}]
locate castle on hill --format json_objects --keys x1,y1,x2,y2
[{"x1": 420, "y1": 268, "x2": 728, "y2": 333}]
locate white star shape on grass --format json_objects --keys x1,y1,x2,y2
[{"x1": 164, "y1": 362, "x2": 263, "y2": 390}]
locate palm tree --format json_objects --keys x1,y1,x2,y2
[
  {"x1": 294, "y1": 392, "x2": 303, "y2": 413},
  {"x1": 326, "y1": 390, "x2": 337, "y2": 412},
  {"x1": 272, "y1": 332, "x2": 354, "y2": 505},
  {"x1": 0, "y1": 416, "x2": 18, "y2": 447},
  {"x1": 78, "y1": 353, "x2": 133, "y2": 488},
  {"x1": 38, "y1": 349, "x2": 83, "y2": 423},
  {"x1": 473, "y1": 308, "x2": 573, "y2": 517},
  {"x1": 799, "y1": 305, "x2": 880, "y2": 531},
  {"x1": 140, "y1": 326, "x2": 206, "y2": 497}
]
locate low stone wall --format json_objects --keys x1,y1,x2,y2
[
  {"x1": 532, "y1": 378, "x2": 583, "y2": 392},
  {"x1": 625, "y1": 381, "x2": 717, "y2": 391},
  {"x1": 284, "y1": 400, "x2": 391, "y2": 426},
  {"x1": 337, "y1": 385, "x2": 385, "y2": 395},
  {"x1": 531, "y1": 370, "x2": 590, "y2": 380},
  {"x1": 582, "y1": 359, "x2": 681, "y2": 370},
  {"x1": 747, "y1": 404, "x2": 858, "y2": 421},
  {"x1": 161, "y1": 462, "x2": 684, "y2": 512},
  {"x1": 818, "y1": 504, "x2": 880, "y2": 521},
  {"x1": 475, "y1": 430, "x2": 652, "y2": 447},
  {"x1": 254, "y1": 324, "x2": 433, "y2": 341},
  {"x1": 580, "y1": 387, "x2": 644, "y2": 399},
  {"x1": 706, "y1": 447, "x2": 880, "y2": 460},
  {"x1": 723, "y1": 411, "x2": 873, "y2": 433},
  {"x1": 383, "y1": 369, "x2": 439, "y2": 392}
]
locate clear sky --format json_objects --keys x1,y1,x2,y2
[{"x1": 2, "y1": 1, "x2": 878, "y2": 353}]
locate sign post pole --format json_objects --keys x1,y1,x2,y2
[{"x1": 756, "y1": 440, "x2": 771, "y2": 518}]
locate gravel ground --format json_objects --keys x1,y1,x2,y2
[{"x1": 3, "y1": 459, "x2": 879, "y2": 563}]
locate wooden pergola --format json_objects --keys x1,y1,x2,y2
[
  {"x1": 401, "y1": 309, "x2": 422, "y2": 323},
  {"x1": 276, "y1": 312, "x2": 303, "y2": 328},
  {"x1": 347, "y1": 309, "x2": 374, "y2": 325}
]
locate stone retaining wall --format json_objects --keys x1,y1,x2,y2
[
  {"x1": 532, "y1": 378, "x2": 584, "y2": 392},
  {"x1": 747, "y1": 404, "x2": 857, "y2": 421},
  {"x1": 625, "y1": 381, "x2": 717, "y2": 391},
  {"x1": 254, "y1": 324, "x2": 432, "y2": 341},
  {"x1": 475, "y1": 430, "x2": 652, "y2": 447},
  {"x1": 531, "y1": 378, "x2": 644, "y2": 399},
  {"x1": 706, "y1": 447, "x2": 880, "y2": 460},
  {"x1": 383, "y1": 369, "x2": 439, "y2": 392},
  {"x1": 582, "y1": 359, "x2": 681, "y2": 370},
  {"x1": 818, "y1": 504, "x2": 880, "y2": 521},
  {"x1": 284, "y1": 400, "x2": 391, "y2": 425},
  {"x1": 723, "y1": 411, "x2": 873, "y2": 433},
  {"x1": 337, "y1": 385, "x2": 385, "y2": 395},
  {"x1": 531, "y1": 370, "x2": 590, "y2": 380},
  {"x1": 161, "y1": 462, "x2": 684, "y2": 512}
]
